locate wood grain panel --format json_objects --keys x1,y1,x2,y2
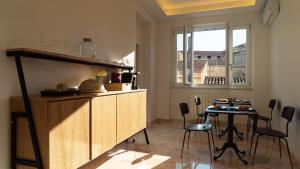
[
  {"x1": 116, "y1": 91, "x2": 147, "y2": 144},
  {"x1": 10, "y1": 90, "x2": 146, "y2": 169},
  {"x1": 48, "y1": 99, "x2": 90, "y2": 169},
  {"x1": 11, "y1": 99, "x2": 49, "y2": 169},
  {"x1": 136, "y1": 91, "x2": 147, "y2": 131},
  {"x1": 91, "y1": 95, "x2": 116, "y2": 159}
]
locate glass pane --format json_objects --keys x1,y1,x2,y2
[
  {"x1": 230, "y1": 29, "x2": 247, "y2": 85},
  {"x1": 193, "y1": 29, "x2": 227, "y2": 85},
  {"x1": 186, "y1": 32, "x2": 192, "y2": 83},
  {"x1": 176, "y1": 33, "x2": 183, "y2": 83}
]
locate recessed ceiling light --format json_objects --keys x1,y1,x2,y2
[{"x1": 156, "y1": 0, "x2": 257, "y2": 16}]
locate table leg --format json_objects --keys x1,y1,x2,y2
[
  {"x1": 232, "y1": 143, "x2": 248, "y2": 164},
  {"x1": 214, "y1": 114, "x2": 248, "y2": 164},
  {"x1": 233, "y1": 126, "x2": 244, "y2": 140},
  {"x1": 214, "y1": 142, "x2": 229, "y2": 160},
  {"x1": 219, "y1": 126, "x2": 243, "y2": 140},
  {"x1": 219, "y1": 127, "x2": 228, "y2": 138}
]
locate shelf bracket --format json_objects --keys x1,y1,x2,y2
[{"x1": 11, "y1": 56, "x2": 43, "y2": 169}]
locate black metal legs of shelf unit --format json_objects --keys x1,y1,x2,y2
[
  {"x1": 144, "y1": 128, "x2": 150, "y2": 144},
  {"x1": 11, "y1": 56, "x2": 43, "y2": 169},
  {"x1": 10, "y1": 113, "x2": 17, "y2": 169},
  {"x1": 125, "y1": 128, "x2": 150, "y2": 145},
  {"x1": 11, "y1": 112, "x2": 43, "y2": 169}
]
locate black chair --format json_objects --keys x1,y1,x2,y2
[
  {"x1": 179, "y1": 103, "x2": 215, "y2": 162},
  {"x1": 251, "y1": 106, "x2": 295, "y2": 169},
  {"x1": 247, "y1": 99, "x2": 277, "y2": 136},
  {"x1": 194, "y1": 96, "x2": 220, "y2": 137}
]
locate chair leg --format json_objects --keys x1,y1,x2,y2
[
  {"x1": 247, "y1": 117, "x2": 250, "y2": 137},
  {"x1": 200, "y1": 116, "x2": 203, "y2": 123},
  {"x1": 213, "y1": 116, "x2": 218, "y2": 138},
  {"x1": 210, "y1": 129, "x2": 215, "y2": 153},
  {"x1": 279, "y1": 137, "x2": 282, "y2": 158},
  {"x1": 216, "y1": 115, "x2": 220, "y2": 134},
  {"x1": 187, "y1": 131, "x2": 191, "y2": 150},
  {"x1": 181, "y1": 131, "x2": 188, "y2": 158},
  {"x1": 268, "y1": 121, "x2": 275, "y2": 143},
  {"x1": 196, "y1": 116, "x2": 200, "y2": 124},
  {"x1": 249, "y1": 133, "x2": 255, "y2": 154},
  {"x1": 207, "y1": 132, "x2": 212, "y2": 163},
  {"x1": 252, "y1": 135, "x2": 260, "y2": 165},
  {"x1": 284, "y1": 138, "x2": 294, "y2": 169}
]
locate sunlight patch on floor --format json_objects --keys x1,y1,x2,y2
[
  {"x1": 176, "y1": 162, "x2": 211, "y2": 169},
  {"x1": 97, "y1": 149, "x2": 170, "y2": 169}
]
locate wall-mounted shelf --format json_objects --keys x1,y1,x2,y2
[{"x1": 6, "y1": 48, "x2": 133, "y2": 70}]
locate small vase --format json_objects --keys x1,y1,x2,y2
[{"x1": 97, "y1": 78, "x2": 107, "y2": 93}]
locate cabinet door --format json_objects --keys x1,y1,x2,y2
[
  {"x1": 48, "y1": 99, "x2": 90, "y2": 169},
  {"x1": 91, "y1": 95, "x2": 117, "y2": 159},
  {"x1": 117, "y1": 91, "x2": 146, "y2": 144}
]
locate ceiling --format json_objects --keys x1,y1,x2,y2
[{"x1": 136, "y1": 0, "x2": 267, "y2": 20}]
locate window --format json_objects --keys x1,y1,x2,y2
[
  {"x1": 173, "y1": 24, "x2": 250, "y2": 88},
  {"x1": 175, "y1": 33, "x2": 183, "y2": 83},
  {"x1": 229, "y1": 27, "x2": 250, "y2": 86}
]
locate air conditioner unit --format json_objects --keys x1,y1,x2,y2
[{"x1": 262, "y1": 0, "x2": 280, "y2": 24}]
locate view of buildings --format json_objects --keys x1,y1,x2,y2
[{"x1": 177, "y1": 43, "x2": 246, "y2": 85}]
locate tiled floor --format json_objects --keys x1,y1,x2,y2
[{"x1": 80, "y1": 120, "x2": 298, "y2": 169}]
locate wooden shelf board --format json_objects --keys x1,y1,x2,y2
[{"x1": 6, "y1": 48, "x2": 133, "y2": 70}]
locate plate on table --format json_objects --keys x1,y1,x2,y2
[
  {"x1": 216, "y1": 98, "x2": 228, "y2": 102},
  {"x1": 211, "y1": 105, "x2": 226, "y2": 110},
  {"x1": 238, "y1": 106, "x2": 250, "y2": 111}
]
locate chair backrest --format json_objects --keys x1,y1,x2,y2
[
  {"x1": 269, "y1": 99, "x2": 277, "y2": 110},
  {"x1": 194, "y1": 96, "x2": 201, "y2": 106},
  {"x1": 281, "y1": 106, "x2": 295, "y2": 122},
  {"x1": 179, "y1": 103, "x2": 189, "y2": 116},
  {"x1": 268, "y1": 99, "x2": 276, "y2": 120},
  {"x1": 179, "y1": 103, "x2": 189, "y2": 128},
  {"x1": 281, "y1": 106, "x2": 295, "y2": 136},
  {"x1": 194, "y1": 96, "x2": 201, "y2": 114}
]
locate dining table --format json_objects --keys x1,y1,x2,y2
[
  {"x1": 205, "y1": 105, "x2": 258, "y2": 164},
  {"x1": 213, "y1": 99, "x2": 252, "y2": 140}
]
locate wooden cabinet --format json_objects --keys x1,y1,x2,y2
[
  {"x1": 10, "y1": 98, "x2": 90, "y2": 169},
  {"x1": 10, "y1": 90, "x2": 146, "y2": 169},
  {"x1": 91, "y1": 95, "x2": 116, "y2": 159},
  {"x1": 48, "y1": 99, "x2": 90, "y2": 169},
  {"x1": 117, "y1": 91, "x2": 146, "y2": 144}
]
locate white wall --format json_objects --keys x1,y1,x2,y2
[
  {"x1": 136, "y1": 5, "x2": 157, "y2": 123},
  {"x1": 155, "y1": 12, "x2": 271, "y2": 123},
  {"x1": 0, "y1": 0, "x2": 137, "y2": 168},
  {"x1": 270, "y1": 0, "x2": 300, "y2": 163},
  {"x1": 0, "y1": 2, "x2": 11, "y2": 167}
]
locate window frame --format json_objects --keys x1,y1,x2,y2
[
  {"x1": 171, "y1": 23, "x2": 252, "y2": 89},
  {"x1": 171, "y1": 27, "x2": 184, "y2": 87},
  {"x1": 228, "y1": 24, "x2": 251, "y2": 88}
]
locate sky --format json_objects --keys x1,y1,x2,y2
[{"x1": 177, "y1": 29, "x2": 246, "y2": 51}]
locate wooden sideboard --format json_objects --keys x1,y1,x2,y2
[{"x1": 10, "y1": 89, "x2": 147, "y2": 169}]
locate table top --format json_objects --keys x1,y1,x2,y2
[
  {"x1": 213, "y1": 99, "x2": 252, "y2": 105},
  {"x1": 205, "y1": 105, "x2": 258, "y2": 115}
]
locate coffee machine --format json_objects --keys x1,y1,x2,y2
[{"x1": 121, "y1": 72, "x2": 140, "y2": 90}]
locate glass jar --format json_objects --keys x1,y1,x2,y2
[
  {"x1": 111, "y1": 68, "x2": 122, "y2": 83},
  {"x1": 79, "y1": 38, "x2": 96, "y2": 59}
]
